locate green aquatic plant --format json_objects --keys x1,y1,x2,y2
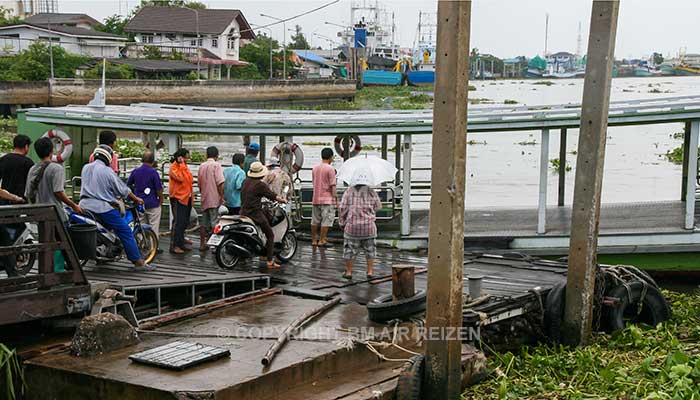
[
  {"x1": 549, "y1": 158, "x2": 572, "y2": 172},
  {"x1": 504, "y1": 99, "x2": 519, "y2": 104},
  {"x1": 115, "y1": 139, "x2": 147, "y2": 159},
  {"x1": 0, "y1": 343, "x2": 24, "y2": 400},
  {"x1": 533, "y1": 80, "x2": 554, "y2": 86}
]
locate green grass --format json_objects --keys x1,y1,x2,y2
[
  {"x1": 464, "y1": 290, "x2": 700, "y2": 399},
  {"x1": 597, "y1": 252, "x2": 700, "y2": 271}
]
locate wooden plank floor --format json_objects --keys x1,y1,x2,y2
[{"x1": 410, "y1": 200, "x2": 695, "y2": 238}]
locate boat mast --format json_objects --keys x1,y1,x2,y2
[{"x1": 544, "y1": 13, "x2": 549, "y2": 56}]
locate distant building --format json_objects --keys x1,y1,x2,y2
[
  {"x1": 291, "y1": 49, "x2": 344, "y2": 78},
  {"x1": 124, "y1": 6, "x2": 256, "y2": 78},
  {"x1": 547, "y1": 51, "x2": 576, "y2": 73},
  {"x1": 0, "y1": 13, "x2": 126, "y2": 57},
  {"x1": 0, "y1": 0, "x2": 57, "y2": 18}
]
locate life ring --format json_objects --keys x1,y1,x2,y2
[
  {"x1": 334, "y1": 135, "x2": 362, "y2": 158},
  {"x1": 271, "y1": 142, "x2": 304, "y2": 174},
  {"x1": 42, "y1": 128, "x2": 73, "y2": 163}
]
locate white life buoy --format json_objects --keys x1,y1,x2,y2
[
  {"x1": 334, "y1": 135, "x2": 362, "y2": 158},
  {"x1": 42, "y1": 128, "x2": 73, "y2": 163},
  {"x1": 272, "y1": 142, "x2": 304, "y2": 174}
]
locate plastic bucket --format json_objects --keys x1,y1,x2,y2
[{"x1": 68, "y1": 223, "x2": 96, "y2": 260}]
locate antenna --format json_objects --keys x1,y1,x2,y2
[{"x1": 544, "y1": 13, "x2": 549, "y2": 56}]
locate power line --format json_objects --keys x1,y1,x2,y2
[{"x1": 241, "y1": 0, "x2": 341, "y2": 35}]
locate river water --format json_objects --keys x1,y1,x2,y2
[{"x1": 185, "y1": 76, "x2": 700, "y2": 210}]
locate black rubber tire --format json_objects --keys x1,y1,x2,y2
[
  {"x1": 276, "y1": 233, "x2": 297, "y2": 263},
  {"x1": 395, "y1": 354, "x2": 424, "y2": 400},
  {"x1": 543, "y1": 281, "x2": 566, "y2": 344},
  {"x1": 367, "y1": 290, "x2": 426, "y2": 323},
  {"x1": 215, "y1": 239, "x2": 241, "y2": 270},
  {"x1": 16, "y1": 238, "x2": 37, "y2": 275},
  {"x1": 603, "y1": 281, "x2": 671, "y2": 332}
]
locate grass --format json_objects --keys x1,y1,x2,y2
[
  {"x1": 597, "y1": 252, "x2": 700, "y2": 271},
  {"x1": 0, "y1": 343, "x2": 24, "y2": 400},
  {"x1": 464, "y1": 290, "x2": 700, "y2": 399}
]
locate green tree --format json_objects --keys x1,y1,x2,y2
[
  {"x1": 653, "y1": 52, "x2": 664, "y2": 66},
  {"x1": 240, "y1": 34, "x2": 292, "y2": 79},
  {"x1": 83, "y1": 61, "x2": 135, "y2": 79},
  {"x1": 0, "y1": 6, "x2": 21, "y2": 27},
  {"x1": 0, "y1": 42, "x2": 89, "y2": 81},
  {"x1": 142, "y1": 45, "x2": 163, "y2": 60},
  {"x1": 289, "y1": 25, "x2": 310, "y2": 50},
  {"x1": 136, "y1": 0, "x2": 206, "y2": 10},
  {"x1": 96, "y1": 14, "x2": 130, "y2": 37}
]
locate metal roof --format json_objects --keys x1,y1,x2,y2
[
  {"x1": 25, "y1": 13, "x2": 101, "y2": 27},
  {"x1": 124, "y1": 6, "x2": 256, "y2": 39},
  {"x1": 23, "y1": 95, "x2": 700, "y2": 136}
]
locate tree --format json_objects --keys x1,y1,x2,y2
[
  {"x1": 84, "y1": 61, "x2": 135, "y2": 79},
  {"x1": 289, "y1": 25, "x2": 310, "y2": 50},
  {"x1": 0, "y1": 42, "x2": 89, "y2": 81},
  {"x1": 96, "y1": 14, "x2": 130, "y2": 37},
  {"x1": 653, "y1": 52, "x2": 664, "y2": 66},
  {"x1": 136, "y1": 0, "x2": 206, "y2": 10},
  {"x1": 0, "y1": 6, "x2": 21, "y2": 26},
  {"x1": 240, "y1": 34, "x2": 293, "y2": 79},
  {"x1": 142, "y1": 45, "x2": 163, "y2": 60}
]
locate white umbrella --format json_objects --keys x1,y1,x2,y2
[{"x1": 337, "y1": 155, "x2": 398, "y2": 186}]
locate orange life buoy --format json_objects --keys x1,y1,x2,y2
[
  {"x1": 42, "y1": 128, "x2": 73, "y2": 163},
  {"x1": 334, "y1": 135, "x2": 362, "y2": 158},
  {"x1": 272, "y1": 142, "x2": 304, "y2": 174}
]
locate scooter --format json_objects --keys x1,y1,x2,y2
[
  {"x1": 66, "y1": 200, "x2": 159, "y2": 265},
  {"x1": 209, "y1": 192, "x2": 297, "y2": 270}
]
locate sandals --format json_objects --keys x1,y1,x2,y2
[
  {"x1": 267, "y1": 261, "x2": 281, "y2": 268},
  {"x1": 342, "y1": 273, "x2": 353, "y2": 280},
  {"x1": 318, "y1": 241, "x2": 333, "y2": 248}
]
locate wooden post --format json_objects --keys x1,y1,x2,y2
[
  {"x1": 537, "y1": 129, "x2": 550, "y2": 234},
  {"x1": 381, "y1": 134, "x2": 388, "y2": 160},
  {"x1": 425, "y1": 2, "x2": 472, "y2": 399},
  {"x1": 392, "y1": 265, "x2": 416, "y2": 300},
  {"x1": 681, "y1": 121, "x2": 691, "y2": 200},
  {"x1": 684, "y1": 120, "x2": 699, "y2": 229},
  {"x1": 558, "y1": 128, "x2": 567, "y2": 206},
  {"x1": 563, "y1": 0, "x2": 620, "y2": 346},
  {"x1": 259, "y1": 136, "x2": 266, "y2": 163}
]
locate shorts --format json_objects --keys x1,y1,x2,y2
[
  {"x1": 201, "y1": 207, "x2": 219, "y2": 232},
  {"x1": 343, "y1": 235, "x2": 376, "y2": 260},
  {"x1": 312, "y1": 205, "x2": 335, "y2": 227}
]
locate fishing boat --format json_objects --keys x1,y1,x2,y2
[
  {"x1": 674, "y1": 65, "x2": 700, "y2": 76},
  {"x1": 362, "y1": 70, "x2": 403, "y2": 86},
  {"x1": 407, "y1": 70, "x2": 434, "y2": 86}
]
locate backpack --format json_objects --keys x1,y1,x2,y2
[{"x1": 27, "y1": 161, "x2": 51, "y2": 204}]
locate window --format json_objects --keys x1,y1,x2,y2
[
  {"x1": 212, "y1": 38, "x2": 218, "y2": 48},
  {"x1": 143, "y1": 35, "x2": 154, "y2": 44},
  {"x1": 191, "y1": 38, "x2": 203, "y2": 46}
]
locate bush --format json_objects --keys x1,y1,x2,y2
[
  {"x1": 227, "y1": 64, "x2": 263, "y2": 80},
  {"x1": 114, "y1": 139, "x2": 146, "y2": 158},
  {"x1": 0, "y1": 42, "x2": 89, "y2": 81},
  {"x1": 83, "y1": 62, "x2": 135, "y2": 80},
  {"x1": 142, "y1": 45, "x2": 163, "y2": 60}
]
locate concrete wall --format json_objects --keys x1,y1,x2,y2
[{"x1": 1, "y1": 78, "x2": 357, "y2": 108}]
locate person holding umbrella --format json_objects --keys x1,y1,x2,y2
[{"x1": 338, "y1": 168, "x2": 382, "y2": 280}]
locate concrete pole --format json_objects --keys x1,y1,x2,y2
[
  {"x1": 401, "y1": 134, "x2": 412, "y2": 236},
  {"x1": 684, "y1": 120, "x2": 699, "y2": 229},
  {"x1": 537, "y1": 128, "x2": 550, "y2": 234},
  {"x1": 563, "y1": 0, "x2": 620, "y2": 346},
  {"x1": 681, "y1": 121, "x2": 691, "y2": 200},
  {"x1": 424, "y1": 1, "x2": 472, "y2": 399},
  {"x1": 558, "y1": 128, "x2": 567, "y2": 207}
]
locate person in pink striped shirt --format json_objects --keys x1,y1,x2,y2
[
  {"x1": 88, "y1": 131, "x2": 120, "y2": 173},
  {"x1": 338, "y1": 168, "x2": 381, "y2": 280}
]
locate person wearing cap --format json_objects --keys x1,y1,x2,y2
[
  {"x1": 243, "y1": 143, "x2": 260, "y2": 174},
  {"x1": 338, "y1": 168, "x2": 381, "y2": 280},
  {"x1": 79, "y1": 144, "x2": 153, "y2": 270},
  {"x1": 263, "y1": 157, "x2": 292, "y2": 200},
  {"x1": 240, "y1": 161, "x2": 288, "y2": 268}
]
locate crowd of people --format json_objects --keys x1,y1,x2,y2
[{"x1": 0, "y1": 133, "x2": 383, "y2": 279}]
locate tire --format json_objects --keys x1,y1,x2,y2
[
  {"x1": 136, "y1": 230, "x2": 159, "y2": 264},
  {"x1": 603, "y1": 281, "x2": 671, "y2": 332},
  {"x1": 215, "y1": 238, "x2": 241, "y2": 270},
  {"x1": 367, "y1": 290, "x2": 427, "y2": 323},
  {"x1": 276, "y1": 233, "x2": 297, "y2": 263},
  {"x1": 543, "y1": 281, "x2": 566, "y2": 344},
  {"x1": 395, "y1": 354, "x2": 424, "y2": 400},
  {"x1": 16, "y1": 238, "x2": 37, "y2": 275}
]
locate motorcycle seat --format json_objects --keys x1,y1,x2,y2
[{"x1": 221, "y1": 215, "x2": 255, "y2": 225}]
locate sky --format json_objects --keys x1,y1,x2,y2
[{"x1": 54, "y1": 0, "x2": 699, "y2": 59}]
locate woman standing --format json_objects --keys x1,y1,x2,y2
[
  {"x1": 168, "y1": 149, "x2": 193, "y2": 254},
  {"x1": 338, "y1": 168, "x2": 382, "y2": 280}
]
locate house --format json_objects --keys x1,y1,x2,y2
[
  {"x1": 0, "y1": 13, "x2": 127, "y2": 57},
  {"x1": 124, "y1": 6, "x2": 255, "y2": 79},
  {"x1": 291, "y1": 49, "x2": 344, "y2": 78},
  {"x1": 546, "y1": 51, "x2": 576, "y2": 73}
]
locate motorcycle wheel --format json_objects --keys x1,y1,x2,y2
[
  {"x1": 276, "y1": 233, "x2": 297, "y2": 263},
  {"x1": 16, "y1": 238, "x2": 37, "y2": 275},
  {"x1": 136, "y1": 230, "x2": 159, "y2": 264},
  {"x1": 216, "y1": 238, "x2": 241, "y2": 270}
]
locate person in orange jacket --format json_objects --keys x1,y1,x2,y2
[{"x1": 168, "y1": 148, "x2": 194, "y2": 254}]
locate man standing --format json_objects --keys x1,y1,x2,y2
[
  {"x1": 198, "y1": 146, "x2": 225, "y2": 251},
  {"x1": 127, "y1": 150, "x2": 163, "y2": 253},
  {"x1": 89, "y1": 130, "x2": 120, "y2": 173},
  {"x1": 311, "y1": 148, "x2": 337, "y2": 247},
  {"x1": 80, "y1": 145, "x2": 152, "y2": 270},
  {"x1": 0, "y1": 134, "x2": 34, "y2": 203},
  {"x1": 243, "y1": 143, "x2": 260, "y2": 173},
  {"x1": 263, "y1": 157, "x2": 292, "y2": 200},
  {"x1": 223, "y1": 153, "x2": 246, "y2": 214}
]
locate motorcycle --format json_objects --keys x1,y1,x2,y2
[
  {"x1": 209, "y1": 193, "x2": 297, "y2": 270},
  {"x1": 66, "y1": 200, "x2": 159, "y2": 265},
  {"x1": 4, "y1": 223, "x2": 37, "y2": 275}
]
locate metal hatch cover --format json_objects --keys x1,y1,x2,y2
[{"x1": 129, "y1": 341, "x2": 231, "y2": 371}]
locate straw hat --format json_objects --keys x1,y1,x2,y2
[{"x1": 248, "y1": 161, "x2": 268, "y2": 178}]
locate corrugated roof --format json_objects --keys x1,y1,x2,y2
[
  {"x1": 0, "y1": 23, "x2": 126, "y2": 39},
  {"x1": 124, "y1": 6, "x2": 255, "y2": 39},
  {"x1": 107, "y1": 59, "x2": 198, "y2": 72},
  {"x1": 25, "y1": 13, "x2": 100, "y2": 27},
  {"x1": 293, "y1": 49, "x2": 335, "y2": 66}
]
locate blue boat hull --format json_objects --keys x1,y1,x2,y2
[
  {"x1": 407, "y1": 71, "x2": 435, "y2": 86},
  {"x1": 363, "y1": 70, "x2": 403, "y2": 86}
]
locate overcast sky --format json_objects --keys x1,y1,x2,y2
[{"x1": 57, "y1": 0, "x2": 698, "y2": 59}]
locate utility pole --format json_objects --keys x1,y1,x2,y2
[
  {"x1": 563, "y1": 0, "x2": 621, "y2": 346},
  {"x1": 424, "y1": 1, "x2": 472, "y2": 399},
  {"x1": 260, "y1": 14, "x2": 287, "y2": 80}
]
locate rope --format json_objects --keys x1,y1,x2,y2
[
  {"x1": 528, "y1": 287, "x2": 545, "y2": 325},
  {"x1": 334, "y1": 322, "x2": 421, "y2": 363}
]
